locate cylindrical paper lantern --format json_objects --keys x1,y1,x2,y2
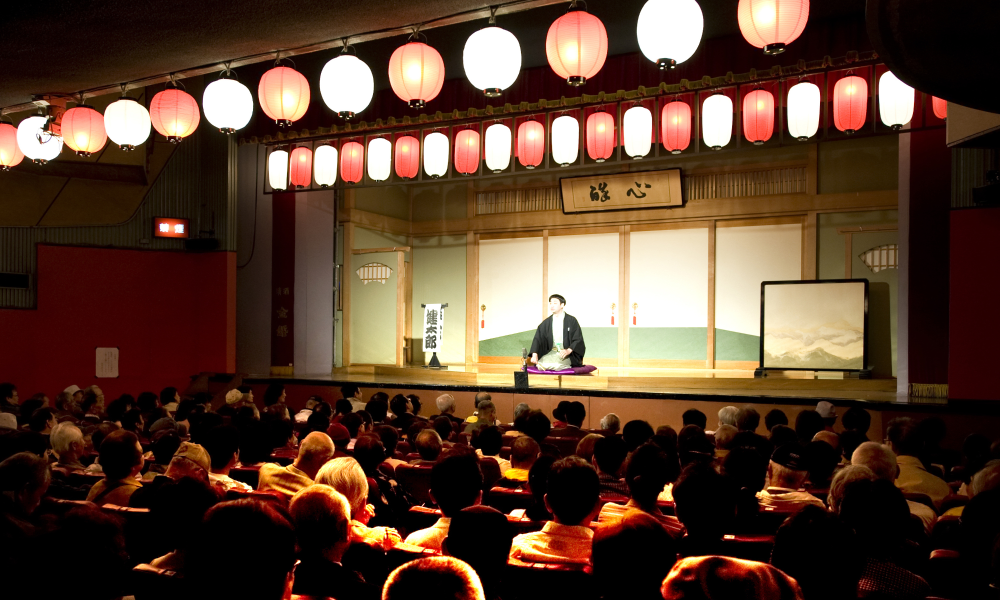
[
  {"x1": 367, "y1": 138, "x2": 391, "y2": 182},
  {"x1": 268, "y1": 149, "x2": 289, "y2": 190},
  {"x1": 17, "y1": 115, "x2": 64, "y2": 163},
  {"x1": 340, "y1": 141, "x2": 364, "y2": 184},
  {"x1": 546, "y1": 8, "x2": 608, "y2": 86},
  {"x1": 320, "y1": 54, "x2": 375, "y2": 119},
  {"x1": 289, "y1": 146, "x2": 312, "y2": 188},
  {"x1": 464, "y1": 27, "x2": 521, "y2": 96},
  {"x1": 0, "y1": 122, "x2": 25, "y2": 169},
  {"x1": 203, "y1": 77, "x2": 253, "y2": 133},
  {"x1": 637, "y1": 0, "x2": 704, "y2": 69},
  {"x1": 586, "y1": 111, "x2": 615, "y2": 162},
  {"x1": 484, "y1": 123, "x2": 511, "y2": 173},
  {"x1": 258, "y1": 66, "x2": 310, "y2": 126},
  {"x1": 423, "y1": 132, "x2": 449, "y2": 178},
  {"x1": 702, "y1": 94, "x2": 734, "y2": 150},
  {"x1": 878, "y1": 71, "x2": 914, "y2": 130},
  {"x1": 623, "y1": 105, "x2": 653, "y2": 159},
  {"x1": 551, "y1": 115, "x2": 580, "y2": 166},
  {"x1": 60, "y1": 106, "x2": 107, "y2": 156},
  {"x1": 314, "y1": 145, "x2": 338, "y2": 187},
  {"x1": 833, "y1": 75, "x2": 867, "y2": 134},
  {"x1": 454, "y1": 129, "x2": 481, "y2": 175},
  {"x1": 388, "y1": 41, "x2": 445, "y2": 108},
  {"x1": 787, "y1": 81, "x2": 820, "y2": 140},
  {"x1": 742, "y1": 89, "x2": 774, "y2": 144},
  {"x1": 394, "y1": 135, "x2": 420, "y2": 179},
  {"x1": 737, "y1": 0, "x2": 809, "y2": 54},
  {"x1": 661, "y1": 101, "x2": 691, "y2": 154},
  {"x1": 517, "y1": 120, "x2": 545, "y2": 169},
  {"x1": 104, "y1": 97, "x2": 151, "y2": 151},
  {"x1": 149, "y1": 88, "x2": 200, "y2": 143},
  {"x1": 932, "y1": 96, "x2": 947, "y2": 120}
]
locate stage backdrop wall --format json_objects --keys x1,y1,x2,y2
[
  {"x1": 350, "y1": 227, "x2": 408, "y2": 364},
  {"x1": 412, "y1": 235, "x2": 467, "y2": 365},
  {"x1": 548, "y1": 232, "x2": 619, "y2": 359},
  {"x1": 479, "y1": 237, "x2": 543, "y2": 359}
]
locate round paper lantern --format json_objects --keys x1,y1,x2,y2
[
  {"x1": 464, "y1": 26, "x2": 521, "y2": 96},
  {"x1": 258, "y1": 65, "x2": 310, "y2": 126},
  {"x1": 623, "y1": 106, "x2": 653, "y2": 159},
  {"x1": 288, "y1": 147, "x2": 312, "y2": 188},
  {"x1": 367, "y1": 137, "x2": 392, "y2": 182},
  {"x1": 314, "y1": 145, "x2": 338, "y2": 187},
  {"x1": 60, "y1": 106, "x2": 107, "y2": 156},
  {"x1": 17, "y1": 115, "x2": 64, "y2": 163},
  {"x1": 104, "y1": 97, "x2": 151, "y2": 151},
  {"x1": 340, "y1": 142, "x2": 364, "y2": 184},
  {"x1": 203, "y1": 76, "x2": 253, "y2": 133},
  {"x1": 586, "y1": 111, "x2": 615, "y2": 162},
  {"x1": 742, "y1": 89, "x2": 774, "y2": 145},
  {"x1": 394, "y1": 135, "x2": 420, "y2": 179},
  {"x1": 484, "y1": 123, "x2": 511, "y2": 173},
  {"x1": 423, "y1": 132, "x2": 449, "y2": 178},
  {"x1": 661, "y1": 101, "x2": 691, "y2": 154},
  {"x1": 932, "y1": 96, "x2": 947, "y2": 120},
  {"x1": 878, "y1": 71, "x2": 914, "y2": 131},
  {"x1": 268, "y1": 149, "x2": 289, "y2": 190},
  {"x1": 517, "y1": 120, "x2": 545, "y2": 169},
  {"x1": 546, "y1": 7, "x2": 608, "y2": 86},
  {"x1": 637, "y1": 0, "x2": 704, "y2": 69},
  {"x1": 388, "y1": 41, "x2": 445, "y2": 109},
  {"x1": 551, "y1": 115, "x2": 580, "y2": 166},
  {"x1": 454, "y1": 129, "x2": 481, "y2": 176},
  {"x1": 833, "y1": 75, "x2": 868, "y2": 134},
  {"x1": 787, "y1": 81, "x2": 820, "y2": 140},
  {"x1": 702, "y1": 94, "x2": 733, "y2": 150},
  {"x1": 150, "y1": 88, "x2": 200, "y2": 143},
  {"x1": 737, "y1": 0, "x2": 809, "y2": 54},
  {"x1": 0, "y1": 123, "x2": 25, "y2": 170},
  {"x1": 320, "y1": 53, "x2": 374, "y2": 119}
]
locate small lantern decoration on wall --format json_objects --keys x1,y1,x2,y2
[
  {"x1": 340, "y1": 141, "x2": 364, "y2": 184},
  {"x1": 551, "y1": 115, "x2": 580, "y2": 167},
  {"x1": 702, "y1": 93, "x2": 734, "y2": 150},
  {"x1": 623, "y1": 105, "x2": 653, "y2": 159},
  {"x1": 423, "y1": 131, "x2": 449, "y2": 178},
  {"x1": 517, "y1": 120, "x2": 545, "y2": 169},
  {"x1": 878, "y1": 71, "x2": 914, "y2": 130},
  {"x1": 268, "y1": 149, "x2": 289, "y2": 190},
  {"x1": 289, "y1": 146, "x2": 313, "y2": 188},
  {"x1": 586, "y1": 111, "x2": 615, "y2": 162},
  {"x1": 394, "y1": 135, "x2": 420, "y2": 179},
  {"x1": 313, "y1": 145, "x2": 338, "y2": 187},
  {"x1": 367, "y1": 137, "x2": 392, "y2": 182},
  {"x1": 787, "y1": 80, "x2": 820, "y2": 140},
  {"x1": 545, "y1": 1, "x2": 608, "y2": 86},
  {"x1": 388, "y1": 33, "x2": 446, "y2": 109},
  {"x1": 931, "y1": 96, "x2": 947, "y2": 120},
  {"x1": 661, "y1": 100, "x2": 691, "y2": 154},
  {"x1": 833, "y1": 74, "x2": 867, "y2": 134},
  {"x1": 742, "y1": 88, "x2": 774, "y2": 145},
  {"x1": 454, "y1": 129, "x2": 481, "y2": 176},
  {"x1": 484, "y1": 123, "x2": 512, "y2": 173}
]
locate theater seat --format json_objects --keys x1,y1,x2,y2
[
  {"x1": 487, "y1": 487, "x2": 533, "y2": 513},
  {"x1": 387, "y1": 541, "x2": 440, "y2": 570},
  {"x1": 225, "y1": 489, "x2": 288, "y2": 505},
  {"x1": 506, "y1": 558, "x2": 595, "y2": 600},
  {"x1": 480, "y1": 457, "x2": 502, "y2": 490},
  {"x1": 269, "y1": 448, "x2": 296, "y2": 466},
  {"x1": 720, "y1": 533, "x2": 775, "y2": 563},
  {"x1": 902, "y1": 491, "x2": 937, "y2": 513},
  {"x1": 544, "y1": 437, "x2": 580, "y2": 458},
  {"x1": 229, "y1": 465, "x2": 261, "y2": 489},
  {"x1": 132, "y1": 564, "x2": 186, "y2": 600},
  {"x1": 499, "y1": 446, "x2": 512, "y2": 460},
  {"x1": 395, "y1": 463, "x2": 435, "y2": 505}
]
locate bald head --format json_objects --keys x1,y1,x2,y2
[
  {"x1": 295, "y1": 432, "x2": 336, "y2": 478},
  {"x1": 813, "y1": 430, "x2": 841, "y2": 452},
  {"x1": 851, "y1": 441, "x2": 898, "y2": 482}
]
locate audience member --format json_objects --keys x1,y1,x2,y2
[
  {"x1": 202, "y1": 425, "x2": 253, "y2": 492},
  {"x1": 593, "y1": 511, "x2": 678, "y2": 600},
  {"x1": 735, "y1": 406, "x2": 760, "y2": 433},
  {"x1": 406, "y1": 453, "x2": 483, "y2": 550},
  {"x1": 160, "y1": 386, "x2": 180, "y2": 415},
  {"x1": 334, "y1": 398, "x2": 354, "y2": 422},
  {"x1": 263, "y1": 383, "x2": 286, "y2": 407},
  {"x1": 509, "y1": 402, "x2": 531, "y2": 430},
  {"x1": 389, "y1": 394, "x2": 416, "y2": 431},
  {"x1": 375, "y1": 424, "x2": 406, "y2": 469},
  {"x1": 622, "y1": 419, "x2": 654, "y2": 452},
  {"x1": 0, "y1": 383, "x2": 19, "y2": 415},
  {"x1": 677, "y1": 424, "x2": 714, "y2": 466},
  {"x1": 886, "y1": 417, "x2": 951, "y2": 507},
  {"x1": 293, "y1": 396, "x2": 319, "y2": 424},
  {"x1": 815, "y1": 401, "x2": 838, "y2": 430},
  {"x1": 413, "y1": 429, "x2": 443, "y2": 464},
  {"x1": 86, "y1": 429, "x2": 144, "y2": 506},
  {"x1": 764, "y1": 409, "x2": 788, "y2": 431},
  {"x1": 443, "y1": 506, "x2": 513, "y2": 600},
  {"x1": 827, "y1": 464, "x2": 876, "y2": 514},
  {"x1": 475, "y1": 426, "x2": 510, "y2": 473},
  {"x1": 435, "y1": 394, "x2": 464, "y2": 425},
  {"x1": 794, "y1": 410, "x2": 824, "y2": 444},
  {"x1": 521, "y1": 410, "x2": 552, "y2": 445},
  {"x1": 382, "y1": 556, "x2": 485, "y2": 600},
  {"x1": 803, "y1": 439, "x2": 840, "y2": 489},
  {"x1": 496, "y1": 436, "x2": 539, "y2": 487},
  {"x1": 575, "y1": 432, "x2": 603, "y2": 464},
  {"x1": 599, "y1": 442, "x2": 676, "y2": 530},
  {"x1": 682, "y1": 409, "x2": 707, "y2": 430},
  {"x1": 366, "y1": 393, "x2": 390, "y2": 424},
  {"x1": 0, "y1": 452, "x2": 50, "y2": 549},
  {"x1": 550, "y1": 401, "x2": 586, "y2": 439},
  {"x1": 551, "y1": 401, "x2": 570, "y2": 429},
  {"x1": 661, "y1": 555, "x2": 804, "y2": 600},
  {"x1": 341, "y1": 384, "x2": 365, "y2": 411},
  {"x1": 713, "y1": 424, "x2": 738, "y2": 458},
  {"x1": 353, "y1": 434, "x2": 412, "y2": 526},
  {"x1": 407, "y1": 393, "x2": 422, "y2": 417},
  {"x1": 328, "y1": 423, "x2": 352, "y2": 456},
  {"x1": 673, "y1": 463, "x2": 735, "y2": 556},
  {"x1": 592, "y1": 435, "x2": 628, "y2": 496},
  {"x1": 50, "y1": 422, "x2": 87, "y2": 470},
  {"x1": 769, "y1": 424, "x2": 798, "y2": 449},
  {"x1": 756, "y1": 443, "x2": 825, "y2": 510},
  {"x1": 770, "y1": 505, "x2": 862, "y2": 600},
  {"x1": 148, "y1": 476, "x2": 220, "y2": 571},
  {"x1": 43, "y1": 505, "x2": 131, "y2": 600},
  {"x1": 600, "y1": 412, "x2": 620, "y2": 434},
  {"x1": 258, "y1": 431, "x2": 334, "y2": 498},
  {"x1": 316, "y1": 457, "x2": 402, "y2": 550},
  {"x1": 850, "y1": 441, "x2": 937, "y2": 533},
  {"x1": 842, "y1": 406, "x2": 872, "y2": 440},
  {"x1": 433, "y1": 415, "x2": 455, "y2": 445},
  {"x1": 715, "y1": 406, "x2": 738, "y2": 432},
  {"x1": 464, "y1": 400, "x2": 496, "y2": 435},
  {"x1": 524, "y1": 455, "x2": 556, "y2": 521}
]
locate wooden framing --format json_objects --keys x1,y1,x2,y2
[
  {"x1": 348, "y1": 242, "x2": 409, "y2": 367},
  {"x1": 541, "y1": 230, "x2": 549, "y2": 320},
  {"x1": 342, "y1": 221, "x2": 354, "y2": 367},
  {"x1": 837, "y1": 223, "x2": 898, "y2": 279},
  {"x1": 707, "y1": 221, "x2": 717, "y2": 369},
  {"x1": 619, "y1": 226, "x2": 629, "y2": 367},
  {"x1": 466, "y1": 232, "x2": 478, "y2": 364}
]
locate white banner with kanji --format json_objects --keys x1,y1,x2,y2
[{"x1": 423, "y1": 304, "x2": 444, "y2": 353}]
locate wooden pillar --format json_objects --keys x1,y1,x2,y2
[{"x1": 707, "y1": 221, "x2": 717, "y2": 369}]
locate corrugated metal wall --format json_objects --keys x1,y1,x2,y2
[
  {"x1": 952, "y1": 148, "x2": 998, "y2": 209},
  {"x1": 0, "y1": 128, "x2": 236, "y2": 308}
]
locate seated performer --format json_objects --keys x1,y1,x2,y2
[{"x1": 529, "y1": 294, "x2": 586, "y2": 371}]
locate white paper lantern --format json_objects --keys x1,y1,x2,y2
[
  {"x1": 702, "y1": 94, "x2": 733, "y2": 150},
  {"x1": 463, "y1": 26, "x2": 522, "y2": 96},
  {"x1": 484, "y1": 123, "x2": 512, "y2": 173},
  {"x1": 104, "y1": 98, "x2": 151, "y2": 151},
  {"x1": 320, "y1": 54, "x2": 375, "y2": 119},
  {"x1": 787, "y1": 81, "x2": 820, "y2": 141},
  {"x1": 367, "y1": 137, "x2": 392, "y2": 182},
  {"x1": 16, "y1": 116, "x2": 63, "y2": 164},
  {"x1": 637, "y1": 0, "x2": 704, "y2": 69},
  {"x1": 314, "y1": 145, "x2": 338, "y2": 187},
  {"x1": 268, "y1": 149, "x2": 289, "y2": 190},
  {"x1": 879, "y1": 71, "x2": 914, "y2": 130},
  {"x1": 551, "y1": 115, "x2": 579, "y2": 166},
  {"x1": 423, "y1": 132, "x2": 449, "y2": 178},
  {"x1": 623, "y1": 106, "x2": 653, "y2": 159},
  {"x1": 203, "y1": 77, "x2": 253, "y2": 134}
]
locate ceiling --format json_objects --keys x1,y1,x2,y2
[{"x1": 0, "y1": 0, "x2": 869, "y2": 110}]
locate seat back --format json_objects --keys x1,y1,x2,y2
[
  {"x1": 720, "y1": 533, "x2": 775, "y2": 563},
  {"x1": 505, "y1": 559, "x2": 595, "y2": 600},
  {"x1": 225, "y1": 489, "x2": 288, "y2": 506},
  {"x1": 269, "y1": 449, "x2": 296, "y2": 466},
  {"x1": 480, "y1": 457, "x2": 502, "y2": 490},
  {"x1": 395, "y1": 463, "x2": 435, "y2": 505},
  {"x1": 544, "y1": 437, "x2": 580, "y2": 458},
  {"x1": 487, "y1": 486, "x2": 533, "y2": 513},
  {"x1": 132, "y1": 564, "x2": 187, "y2": 600},
  {"x1": 229, "y1": 465, "x2": 261, "y2": 489},
  {"x1": 387, "y1": 542, "x2": 440, "y2": 570}
]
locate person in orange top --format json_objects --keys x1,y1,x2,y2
[{"x1": 86, "y1": 430, "x2": 144, "y2": 507}]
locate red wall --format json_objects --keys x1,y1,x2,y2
[{"x1": 0, "y1": 245, "x2": 236, "y2": 400}]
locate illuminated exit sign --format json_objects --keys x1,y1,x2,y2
[{"x1": 153, "y1": 217, "x2": 190, "y2": 238}]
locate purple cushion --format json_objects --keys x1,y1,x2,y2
[{"x1": 525, "y1": 365, "x2": 597, "y2": 375}]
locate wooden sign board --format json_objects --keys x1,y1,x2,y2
[{"x1": 560, "y1": 169, "x2": 683, "y2": 214}]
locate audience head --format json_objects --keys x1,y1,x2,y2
[
  {"x1": 409, "y1": 394, "x2": 422, "y2": 416},
  {"x1": 415, "y1": 429, "x2": 443, "y2": 461},
  {"x1": 289, "y1": 484, "x2": 352, "y2": 560},
  {"x1": 202, "y1": 425, "x2": 241, "y2": 471},
  {"x1": 477, "y1": 400, "x2": 496, "y2": 424},
  {"x1": 175, "y1": 398, "x2": 198, "y2": 423},
  {"x1": 315, "y1": 457, "x2": 369, "y2": 519},
  {"x1": 839, "y1": 478, "x2": 912, "y2": 552},
  {"x1": 842, "y1": 406, "x2": 872, "y2": 434},
  {"x1": 592, "y1": 435, "x2": 626, "y2": 477},
  {"x1": 673, "y1": 462, "x2": 735, "y2": 537},
  {"x1": 99, "y1": 429, "x2": 143, "y2": 480},
  {"x1": 593, "y1": 511, "x2": 678, "y2": 600},
  {"x1": 341, "y1": 384, "x2": 361, "y2": 401},
  {"x1": 383, "y1": 556, "x2": 485, "y2": 600},
  {"x1": 528, "y1": 455, "x2": 557, "y2": 517},
  {"x1": 150, "y1": 429, "x2": 182, "y2": 465},
  {"x1": 735, "y1": 406, "x2": 760, "y2": 432},
  {"x1": 444, "y1": 506, "x2": 513, "y2": 597},
  {"x1": 431, "y1": 453, "x2": 484, "y2": 517},
  {"x1": 714, "y1": 424, "x2": 738, "y2": 451},
  {"x1": 764, "y1": 409, "x2": 788, "y2": 431},
  {"x1": 682, "y1": 409, "x2": 707, "y2": 430},
  {"x1": 0, "y1": 452, "x2": 50, "y2": 515},
  {"x1": 553, "y1": 401, "x2": 570, "y2": 423},
  {"x1": 165, "y1": 441, "x2": 211, "y2": 481},
  {"x1": 432, "y1": 415, "x2": 454, "y2": 442},
  {"x1": 28, "y1": 407, "x2": 56, "y2": 433},
  {"x1": 886, "y1": 416, "x2": 921, "y2": 457},
  {"x1": 510, "y1": 436, "x2": 541, "y2": 470},
  {"x1": 315, "y1": 400, "x2": 334, "y2": 418},
  {"x1": 624, "y1": 442, "x2": 671, "y2": 508},
  {"x1": 623, "y1": 419, "x2": 655, "y2": 452},
  {"x1": 564, "y1": 401, "x2": 586, "y2": 427},
  {"x1": 50, "y1": 422, "x2": 85, "y2": 459},
  {"x1": 263, "y1": 383, "x2": 286, "y2": 406},
  {"x1": 365, "y1": 394, "x2": 389, "y2": 422},
  {"x1": 576, "y1": 433, "x2": 603, "y2": 464},
  {"x1": 390, "y1": 394, "x2": 411, "y2": 418},
  {"x1": 521, "y1": 410, "x2": 552, "y2": 443},
  {"x1": 513, "y1": 402, "x2": 531, "y2": 422},
  {"x1": 353, "y1": 434, "x2": 386, "y2": 474},
  {"x1": 47, "y1": 505, "x2": 130, "y2": 599},
  {"x1": 477, "y1": 426, "x2": 503, "y2": 457},
  {"x1": 794, "y1": 410, "x2": 824, "y2": 443},
  {"x1": 341, "y1": 412, "x2": 364, "y2": 438},
  {"x1": 828, "y1": 464, "x2": 876, "y2": 514},
  {"x1": 294, "y1": 431, "x2": 336, "y2": 478},
  {"x1": 850, "y1": 441, "x2": 898, "y2": 481},
  {"x1": 816, "y1": 401, "x2": 838, "y2": 428},
  {"x1": 722, "y1": 446, "x2": 768, "y2": 494},
  {"x1": 305, "y1": 411, "x2": 331, "y2": 436},
  {"x1": 717, "y1": 406, "x2": 738, "y2": 428},
  {"x1": 803, "y1": 440, "x2": 841, "y2": 486},
  {"x1": 769, "y1": 424, "x2": 798, "y2": 449},
  {"x1": 661, "y1": 555, "x2": 803, "y2": 600},
  {"x1": 0, "y1": 382, "x2": 17, "y2": 405},
  {"x1": 375, "y1": 424, "x2": 400, "y2": 456},
  {"x1": 677, "y1": 424, "x2": 714, "y2": 465},
  {"x1": 474, "y1": 392, "x2": 492, "y2": 409},
  {"x1": 334, "y1": 398, "x2": 353, "y2": 416},
  {"x1": 159, "y1": 386, "x2": 179, "y2": 407},
  {"x1": 770, "y1": 506, "x2": 861, "y2": 600},
  {"x1": 812, "y1": 430, "x2": 840, "y2": 451},
  {"x1": 599, "y1": 412, "x2": 620, "y2": 434},
  {"x1": 19, "y1": 398, "x2": 44, "y2": 425},
  {"x1": 768, "y1": 443, "x2": 809, "y2": 490},
  {"x1": 436, "y1": 393, "x2": 457, "y2": 415},
  {"x1": 150, "y1": 476, "x2": 220, "y2": 555},
  {"x1": 325, "y1": 423, "x2": 351, "y2": 450},
  {"x1": 545, "y1": 456, "x2": 600, "y2": 526}
]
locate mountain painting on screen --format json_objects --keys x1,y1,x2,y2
[{"x1": 762, "y1": 281, "x2": 867, "y2": 370}]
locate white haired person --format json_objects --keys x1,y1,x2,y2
[
  {"x1": 50, "y1": 422, "x2": 88, "y2": 470},
  {"x1": 434, "y1": 394, "x2": 464, "y2": 425},
  {"x1": 316, "y1": 457, "x2": 401, "y2": 550}
]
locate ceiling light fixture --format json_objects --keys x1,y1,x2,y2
[
  {"x1": 320, "y1": 42, "x2": 374, "y2": 119},
  {"x1": 737, "y1": 0, "x2": 809, "y2": 55},
  {"x1": 463, "y1": 10, "x2": 521, "y2": 97},
  {"x1": 388, "y1": 31, "x2": 446, "y2": 109},
  {"x1": 637, "y1": 0, "x2": 704, "y2": 69},
  {"x1": 203, "y1": 68, "x2": 253, "y2": 134},
  {"x1": 149, "y1": 81, "x2": 200, "y2": 143},
  {"x1": 104, "y1": 91, "x2": 151, "y2": 151},
  {"x1": 60, "y1": 104, "x2": 107, "y2": 156},
  {"x1": 546, "y1": 1, "x2": 608, "y2": 86},
  {"x1": 259, "y1": 59, "x2": 310, "y2": 127}
]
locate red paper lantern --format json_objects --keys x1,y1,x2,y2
[
  {"x1": 737, "y1": 0, "x2": 809, "y2": 55},
  {"x1": 932, "y1": 96, "x2": 947, "y2": 120},
  {"x1": 517, "y1": 120, "x2": 545, "y2": 169},
  {"x1": 742, "y1": 89, "x2": 774, "y2": 144},
  {"x1": 833, "y1": 75, "x2": 868, "y2": 134},
  {"x1": 586, "y1": 111, "x2": 615, "y2": 162},
  {"x1": 258, "y1": 66, "x2": 311, "y2": 126},
  {"x1": 545, "y1": 8, "x2": 608, "y2": 86},
  {"x1": 388, "y1": 41, "x2": 445, "y2": 109},
  {"x1": 149, "y1": 88, "x2": 200, "y2": 143},
  {"x1": 660, "y1": 101, "x2": 691, "y2": 154},
  {"x1": 289, "y1": 147, "x2": 313, "y2": 188},
  {"x1": 454, "y1": 129, "x2": 481, "y2": 176},
  {"x1": 394, "y1": 136, "x2": 420, "y2": 179},
  {"x1": 340, "y1": 141, "x2": 364, "y2": 184},
  {"x1": 60, "y1": 106, "x2": 107, "y2": 156},
  {"x1": 0, "y1": 122, "x2": 24, "y2": 170}
]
